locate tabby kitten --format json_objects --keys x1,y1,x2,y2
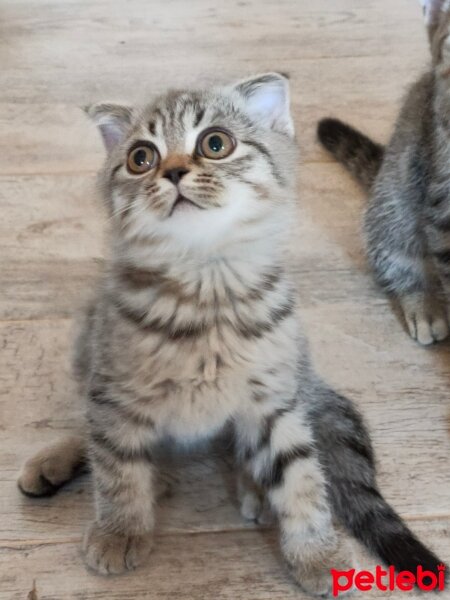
[
  {"x1": 18, "y1": 73, "x2": 442, "y2": 596},
  {"x1": 318, "y1": 0, "x2": 450, "y2": 345}
]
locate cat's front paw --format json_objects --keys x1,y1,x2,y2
[
  {"x1": 83, "y1": 522, "x2": 153, "y2": 575},
  {"x1": 399, "y1": 292, "x2": 449, "y2": 345},
  {"x1": 285, "y1": 535, "x2": 356, "y2": 597}
]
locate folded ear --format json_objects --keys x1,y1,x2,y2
[
  {"x1": 231, "y1": 73, "x2": 294, "y2": 137},
  {"x1": 84, "y1": 103, "x2": 133, "y2": 152}
]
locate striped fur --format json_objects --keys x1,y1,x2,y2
[
  {"x1": 18, "y1": 73, "x2": 443, "y2": 596},
  {"x1": 309, "y1": 386, "x2": 443, "y2": 575},
  {"x1": 317, "y1": 10, "x2": 450, "y2": 346},
  {"x1": 317, "y1": 118, "x2": 384, "y2": 190}
]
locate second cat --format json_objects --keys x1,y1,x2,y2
[{"x1": 318, "y1": 1, "x2": 450, "y2": 345}]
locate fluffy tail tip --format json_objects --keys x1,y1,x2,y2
[{"x1": 317, "y1": 118, "x2": 350, "y2": 152}]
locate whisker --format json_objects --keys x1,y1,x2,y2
[
  {"x1": 110, "y1": 201, "x2": 137, "y2": 221},
  {"x1": 106, "y1": 198, "x2": 143, "y2": 229},
  {"x1": 120, "y1": 202, "x2": 149, "y2": 229}
]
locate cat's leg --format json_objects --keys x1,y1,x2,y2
[
  {"x1": 365, "y1": 194, "x2": 449, "y2": 345},
  {"x1": 236, "y1": 471, "x2": 272, "y2": 524},
  {"x1": 236, "y1": 406, "x2": 354, "y2": 597},
  {"x1": 18, "y1": 434, "x2": 171, "y2": 500},
  {"x1": 82, "y1": 416, "x2": 156, "y2": 575},
  {"x1": 18, "y1": 435, "x2": 86, "y2": 497},
  {"x1": 237, "y1": 471, "x2": 263, "y2": 521}
]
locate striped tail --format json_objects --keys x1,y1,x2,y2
[
  {"x1": 310, "y1": 385, "x2": 445, "y2": 579},
  {"x1": 317, "y1": 118, "x2": 384, "y2": 190}
]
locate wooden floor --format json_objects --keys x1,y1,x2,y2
[{"x1": 1, "y1": 1, "x2": 449, "y2": 598}]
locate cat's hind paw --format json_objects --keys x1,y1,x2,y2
[
  {"x1": 400, "y1": 292, "x2": 449, "y2": 345},
  {"x1": 18, "y1": 435, "x2": 86, "y2": 497}
]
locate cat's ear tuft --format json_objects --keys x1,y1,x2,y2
[
  {"x1": 232, "y1": 72, "x2": 294, "y2": 137},
  {"x1": 84, "y1": 103, "x2": 133, "y2": 152}
]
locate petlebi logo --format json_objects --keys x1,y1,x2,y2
[{"x1": 331, "y1": 564, "x2": 446, "y2": 596}]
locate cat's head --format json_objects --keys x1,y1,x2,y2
[{"x1": 86, "y1": 73, "x2": 297, "y2": 254}]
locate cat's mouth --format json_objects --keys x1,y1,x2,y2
[{"x1": 169, "y1": 194, "x2": 203, "y2": 216}]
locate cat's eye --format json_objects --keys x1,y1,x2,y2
[
  {"x1": 127, "y1": 143, "x2": 159, "y2": 174},
  {"x1": 197, "y1": 128, "x2": 236, "y2": 160}
]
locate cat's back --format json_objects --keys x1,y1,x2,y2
[
  {"x1": 373, "y1": 71, "x2": 434, "y2": 207},
  {"x1": 383, "y1": 71, "x2": 433, "y2": 165},
  {"x1": 394, "y1": 71, "x2": 433, "y2": 139}
]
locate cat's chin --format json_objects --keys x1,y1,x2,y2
[{"x1": 169, "y1": 194, "x2": 202, "y2": 217}]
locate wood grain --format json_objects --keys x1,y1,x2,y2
[
  {"x1": 0, "y1": 0, "x2": 449, "y2": 597},
  {"x1": 1, "y1": 519, "x2": 449, "y2": 600},
  {"x1": 0, "y1": 0, "x2": 431, "y2": 174}
]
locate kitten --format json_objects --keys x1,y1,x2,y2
[
  {"x1": 18, "y1": 73, "x2": 442, "y2": 596},
  {"x1": 317, "y1": 0, "x2": 450, "y2": 346}
]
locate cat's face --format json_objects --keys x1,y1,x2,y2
[{"x1": 87, "y1": 74, "x2": 297, "y2": 252}]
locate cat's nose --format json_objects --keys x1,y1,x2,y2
[{"x1": 163, "y1": 167, "x2": 189, "y2": 185}]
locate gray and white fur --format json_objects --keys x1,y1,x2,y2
[
  {"x1": 318, "y1": 1, "x2": 450, "y2": 346},
  {"x1": 18, "y1": 73, "x2": 442, "y2": 596}
]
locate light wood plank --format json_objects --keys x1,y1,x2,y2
[
  {"x1": 0, "y1": 0, "x2": 431, "y2": 173},
  {"x1": 0, "y1": 69, "x2": 429, "y2": 174},
  {"x1": 1, "y1": 519, "x2": 448, "y2": 600},
  {"x1": 0, "y1": 173, "x2": 101, "y2": 319}
]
